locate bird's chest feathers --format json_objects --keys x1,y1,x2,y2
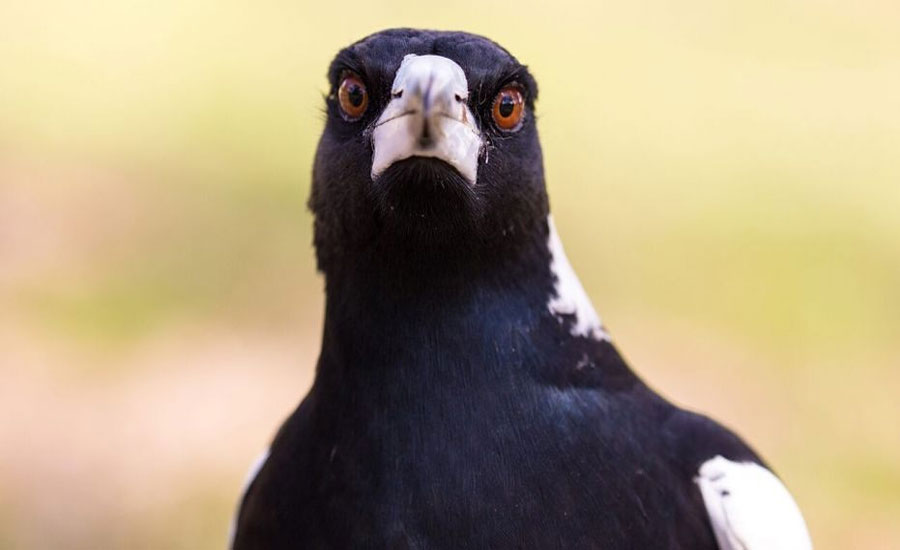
[
  {"x1": 316, "y1": 378, "x2": 595, "y2": 522},
  {"x1": 304, "y1": 277, "x2": 641, "y2": 536}
]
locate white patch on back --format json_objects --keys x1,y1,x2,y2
[
  {"x1": 546, "y1": 215, "x2": 610, "y2": 341},
  {"x1": 228, "y1": 448, "x2": 271, "y2": 549},
  {"x1": 696, "y1": 455, "x2": 812, "y2": 550}
]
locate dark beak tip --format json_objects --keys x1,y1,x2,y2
[{"x1": 418, "y1": 120, "x2": 434, "y2": 149}]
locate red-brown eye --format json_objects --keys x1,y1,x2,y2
[
  {"x1": 491, "y1": 86, "x2": 525, "y2": 131},
  {"x1": 338, "y1": 74, "x2": 368, "y2": 120}
]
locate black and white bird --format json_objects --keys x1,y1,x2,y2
[{"x1": 231, "y1": 29, "x2": 812, "y2": 549}]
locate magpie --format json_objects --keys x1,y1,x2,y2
[{"x1": 231, "y1": 29, "x2": 812, "y2": 550}]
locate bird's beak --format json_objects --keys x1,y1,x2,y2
[{"x1": 370, "y1": 54, "x2": 482, "y2": 185}]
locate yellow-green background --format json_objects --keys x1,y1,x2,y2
[{"x1": 1, "y1": 0, "x2": 898, "y2": 548}]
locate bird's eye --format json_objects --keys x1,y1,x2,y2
[
  {"x1": 491, "y1": 86, "x2": 525, "y2": 131},
  {"x1": 338, "y1": 74, "x2": 368, "y2": 120}
]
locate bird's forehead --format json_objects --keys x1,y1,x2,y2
[{"x1": 328, "y1": 29, "x2": 530, "y2": 97}]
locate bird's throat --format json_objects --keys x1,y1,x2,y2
[{"x1": 314, "y1": 225, "x2": 556, "y2": 381}]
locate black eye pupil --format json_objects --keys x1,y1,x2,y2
[
  {"x1": 348, "y1": 85, "x2": 364, "y2": 107},
  {"x1": 498, "y1": 95, "x2": 515, "y2": 118}
]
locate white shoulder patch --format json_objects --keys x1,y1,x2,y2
[
  {"x1": 228, "y1": 448, "x2": 271, "y2": 549},
  {"x1": 696, "y1": 455, "x2": 812, "y2": 550},
  {"x1": 546, "y1": 215, "x2": 610, "y2": 341}
]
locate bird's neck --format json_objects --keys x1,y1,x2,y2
[{"x1": 312, "y1": 216, "x2": 617, "y2": 390}]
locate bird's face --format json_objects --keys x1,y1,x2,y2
[{"x1": 311, "y1": 29, "x2": 548, "y2": 268}]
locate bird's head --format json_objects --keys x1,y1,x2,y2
[{"x1": 311, "y1": 29, "x2": 548, "y2": 276}]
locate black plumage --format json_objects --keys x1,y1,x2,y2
[{"x1": 232, "y1": 29, "x2": 777, "y2": 549}]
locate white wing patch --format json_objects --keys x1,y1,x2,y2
[
  {"x1": 697, "y1": 455, "x2": 812, "y2": 550},
  {"x1": 546, "y1": 215, "x2": 610, "y2": 341},
  {"x1": 228, "y1": 448, "x2": 271, "y2": 549}
]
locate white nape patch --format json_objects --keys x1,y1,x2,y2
[
  {"x1": 696, "y1": 456, "x2": 812, "y2": 550},
  {"x1": 371, "y1": 54, "x2": 482, "y2": 185},
  {"x1": 546, "y1": 216, "x2": 610, "y2": 341},
  {"x1": 228, "y1": 448, "x2": 271, "y2": 549}
]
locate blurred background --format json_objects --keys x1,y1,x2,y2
[{"x1": 1, "y1": 0, "x2": 898, "y2": 548}]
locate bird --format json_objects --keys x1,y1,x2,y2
[{"x1": 230, "y1": 28, "x2": 812, "y2": 549}]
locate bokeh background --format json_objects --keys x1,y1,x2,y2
[{"x1": 2, "y1": 0, "x2": 899, "y2": 548}]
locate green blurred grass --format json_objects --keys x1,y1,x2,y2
[{"x1": 1, "y1": 0, "x2": 899, "y2": 548}]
